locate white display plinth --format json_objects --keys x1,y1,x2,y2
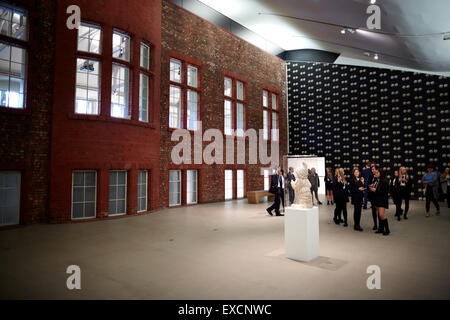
[{"x1": 284, "y1": 206, "x2": 319, "y2": 262}]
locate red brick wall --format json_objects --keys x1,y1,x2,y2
[
  {"x1": 0, "y1": 0, "x2": 55, "y2": 224},
  {"x1": 49, "y1": 0, "x2": 162, "y2": 222},
  {"x1": 160, "y1": 0, "x2": 287, "y2": 207}
]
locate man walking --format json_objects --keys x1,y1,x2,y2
[
  {"x1": 267, "y1": 166, "x2": 285, "y2": 216},
  {"x1": 286, "y1": 167, "x2": 296, "y2": 205}
]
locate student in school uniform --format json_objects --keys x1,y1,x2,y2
[
  {"x1": 398, "y1": 166, "x2": 412, "y2": 219},
  {"x1": 325, "y1": 167, "x2": 334, "y2": 205},
  {"x1": 333, "y1": 168, "x2": 349, "y2": 227},
  {"x1": 370, "y1": 168, "x2": 390, "y2": 236},
  {"x1": 367, "y1": 164, "x2": 379, "y2": 230},
  {"x1": 349, "y1": 167, "x2": 365, "y2": 231},
  {"x1": 389, "y1": 170, "x2": 402, "y2": 221}
]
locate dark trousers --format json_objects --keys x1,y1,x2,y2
[
  {"x1": 267, "y1": 189, "x2": 282, "y2": 214},
  {"x1": 363, "y1": 187, "x2": 368, "y2": 208},
  {"x1": 280, "y1": 189, "x2": 285, "y2": 212},
  {"x1": 334, "y1": 201, "x2": 347, "y2": 223},
  {"x1": 311, "y1": 188, "x2": 319, "y2": 203},
  {"x1": 425, "y1": 186, "x2": 440, "y2": 213},
  {"x1": 287, "y1": 185, "x2": 295, "y2": 205},
  {"x1": 393, "y1": 196, "x2": 402, "y2": 217},
  {"x1": 399, "y1": 197, "x2": 410, "y2": 216},
  {"x1": 353, "y1": 202, "x2": 362, "y2": 227},
  {"x1": 370, "y1": 200, "x2": 378, "y2": 227}
]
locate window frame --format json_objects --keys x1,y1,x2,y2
[
  {"x1": 139, "y1": 40, "x2": 152, "y2": 123},
  {"x1": 0, "y1": 2, "x2": 29, "y2": 111},
  {"x1": 223, "y1": 72, "x2": 247, "y2": 137},
  {"x1": 71, "y1": 170, "x2": 97, "y2": 220},
  {"x1": 169, "y1": 169, "x2": 182, "y2": 207},
  {"x1": 168, "y1": 53, "x2": 202, "y2": 131},
  {"x1": 108, "y1": 170, "x2": 128, "y2": 216},
  {"x1": 137, "y1": 170, "x2": 148, "y2": 213},
  {"x1": 186, "y1": 169, "x2": 198, "y2": 205},
  {"x1": 262, "y1": 88, "x2": 279, "y2": 141}
]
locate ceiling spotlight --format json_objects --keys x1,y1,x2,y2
[
  {"x1": 374, "y1": 54, "x2": 379, "y2": 60},
  {"x1": 370, "y1": 0, "x2": 377, "y2": 4},
  {"x1": 341, "y1": 29, "x2": 346, "y2": 34}
]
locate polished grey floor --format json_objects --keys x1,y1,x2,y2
[{"x1": 0, "y1": 197, "x2": 449, "y2": 300}]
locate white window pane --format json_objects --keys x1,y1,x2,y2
[
  {"x1": 112, "y1": 31, "x2": 130, "y2": 61},
  {"x1": 111, "y1": 64, "x2": 130, "y2": 119},
  {"x1": 137, "y1": 170, "x2": 148, "y2": 212},
  {"x1": 263, "y1": 90, "x2": 269, "y2": 107},
  {"x1": 72, "y1": 171, "x2": 97, "y2": 219},
  {"x1": 169, "y1": 170, "x2": 181, "y2": 206},
  {"x1": 139, "y1": 73, "x2": 149, "y2": 122},
  {"x1": 236, "y1": 81, "x2": 244, "y2": 100},
  {"x1": 236, "y1": 103, "x2": 244, "y2": 137},
  {"x1": 170, "y1": 59, "x2": 181, "y2": 83},
  {"x1": 109, "y1": 171, "x2": 127, "y2": 215},
  {"x1": 140, "y1": 43, "x2": 150, "y2": 69},
  {"x1": 263, "y1": 110, "x2": 269, "y2": 140},
  {"x1": 224, "y1": 77, "x2": 232, "y2": 97},
  {"x1": 75, "y1": 58, "x2": 100, "y2": 115},
  {"x1": 0, "y1": 4, "x2": 27, "y2": 40},
  {"x1": 272, "y1": 112, "x2": 278, "y2": 141},
  {"x1": 237, "y1": 170, "x2": 244, "y2": 198},
  {"x1": 271, "y1": 93, "x2": 277, "y2": 110},
  {"x1": 78, "y1": 23, "x2": 102, "y2": 54},
  {"x1": 0, "y1": 44, "x2": 26, "y2": 109},
  {"x1": 224, "y1": 100, "x2": 232, "y2": 135},
  {"x1": 225, "y1": 170, "x2": 233, "y2": 200},
  {"x1": 169, "y1": 85, "x2": 182, "y2": 128},
  {"x1": 264, "y1": 170, "x2": 270, "y2": 191},
  {"x1": 187, "y1": 65, "x2": 198, "y2": 88},
  {"x1": 187, "y1": 170, "x2": 198, "y2": 204},
  {"x1": 187, "y1": 90, "x2": 198, "y2": 131}
]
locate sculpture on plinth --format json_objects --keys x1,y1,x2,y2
[{"x1": 291, "y1": 162, "x2": 313, "y2": 209}]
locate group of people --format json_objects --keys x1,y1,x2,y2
[{"x1": 266, "y1": 162, "x2": 449, "y2": 236}]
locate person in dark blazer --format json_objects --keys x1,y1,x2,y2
[
  {"x1": 308, "y1": 168, "x2": 322, "y2": 205},
  {"x1": 266, "y1": 167, "x2": 285, "y2": 216},
  {"x1": 280, "y1": 169, "x2": 286, "y2": 212},
  {"x1": 286, "y1": 167, "x2": 296, "y2": 206},
  {"x1": 421, "y1": 163, "x2": 440, "y2": 217},
  {"x1": 398, "y1": 166, "x2": 412, "y2": 219},
  {"x1": 349, "y1": 167, "x2": 365, "y2": 231},
  {"x1": 367, "y1": 164, "x2": 378, "y2": 230},
  {"x1": 333, "y1": 168, "x2": 349, "y2": 226},
  {"x1": 389, "y1": 170, "x2": 402, "y2": 221},
  {"x1": 325, "y1": 167, "x2": 334, "y2": 205},
  {"x1": 361, "y1": 161, "x2": 372, "y2": 209},
  {"x1": 370, "y1": 168, "x2": 390, "y2": 236}
]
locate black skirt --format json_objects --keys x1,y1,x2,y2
[{"x1": 374, "y1": 195, "x2": 389, "y2": 209}]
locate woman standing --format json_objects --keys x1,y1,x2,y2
[
  {"x1": 370, "y1": 168, "x2": 390, "y2": 236},
  {"x1": 422, "y1": 163, "x2": 440, "y2": 217},
  {"x1": 398, "y1": 167, "x2": 412, "y2": 219},
  {"x1": 349, "y1": 167, "x2": 365, "y2": 231},
  {"x1": 440, "y1": 167, "x2": 450, "y2": 208},
  {"x1": 389, "y1": 170, "x2": 402, "y2": 221},
  {"x1": 368, "y1": 164, "x2": 379, "y2": 230},
  {"x1": 325, "y1": 167, "x2": 334, "y2": 205},
  {"x1": 333, "y1": 168, "x2": 349, "y2": 227}
]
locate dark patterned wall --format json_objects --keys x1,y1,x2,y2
[{"x1": 287, "y1": 61, "x2": 450, "y2": 199}]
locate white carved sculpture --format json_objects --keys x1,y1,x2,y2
[{"x1": 291, "y1": 162, "x2": 313, "y2": 209}]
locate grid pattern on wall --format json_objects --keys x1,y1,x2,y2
[{"x1": 287, "y1": 61, "x2": 450, "y2": 199}]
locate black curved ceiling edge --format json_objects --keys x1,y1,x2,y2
[{"x1": 278, "y1": 49, "x2": 340, "y2": 63}]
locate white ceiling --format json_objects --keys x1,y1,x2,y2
[{"x1": 198, "y1": 0, "x2": 450, "y2": 75}]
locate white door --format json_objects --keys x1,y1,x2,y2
[{"x1": 0, "y1": 172, "x2": 21, "y2": 226}]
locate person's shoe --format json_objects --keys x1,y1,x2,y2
[
  {"x1": 331, "y1": 201, "x2": 334, "y2": 205},
  {"x1": 372, "y1": 225, "x2": 378, "y2": 230},
  {"x1": 425, "y1": 212, "x2": 430, "y2": 218},
  {"x1": 383, "y1": 219, "x2": 390, "y2": 236},
  {"x1": 327, "y1": 201, "x2": 330, "y2": 205},
  {"x1": 343, "y1": 222, "x2": 348, "y2": 227},
  {"x1": 403, "y1": 214, "x2": 408, "y2": 220},
  {"x1": 354, "y1": 226, "x2": 363, "y2": 231},
  {"x1": 397, "y1": 215, "x2": 401, "y2": 221},
  {"x1": 266, "y1": 209, "x2": 273, "y2": 216},
  {"x1": 375, "y1": 220, "x2": 384, "y2": 234},
  {"x1": 318, "y1": 201, "x2": 323, "y2": 205},
  {"x1": 276, "y1": 213, "x2": 284, "y2": 216},
  {"x1": 333, "y1": 217, "x2": 339, "y2": 224}
]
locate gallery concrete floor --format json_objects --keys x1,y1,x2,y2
[{"x1": 0, "y1": 197, "x2": 449, "y2": 300}]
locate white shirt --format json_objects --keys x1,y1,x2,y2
[{"x1": 277, "y1": 175, "x2": 285, "y2": 189}]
